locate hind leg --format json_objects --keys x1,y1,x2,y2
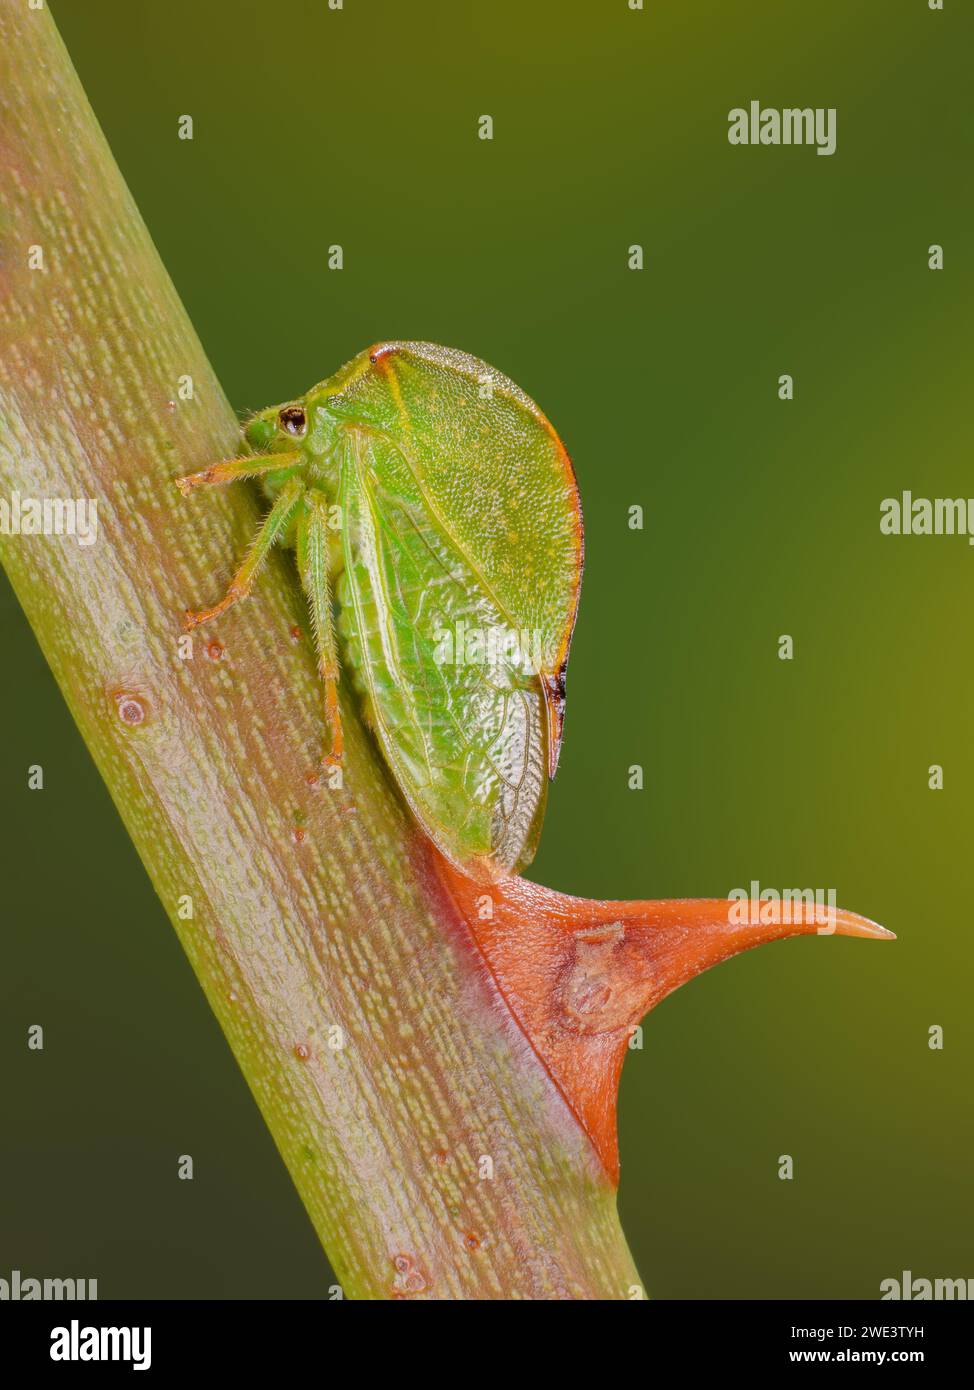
[{"x1": 296, "y1": 494, "x2": 344, "y2": 765}]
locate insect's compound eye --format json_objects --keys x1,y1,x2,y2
[{"x1": 278, "y1": 405, "x2": 307, "y2": 437}]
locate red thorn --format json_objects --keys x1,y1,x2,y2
[{"x1": 431, "y1": 851, "x2": 893, "y2": 1183}]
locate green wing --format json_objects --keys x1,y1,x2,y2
[
  {"x1": 317, "y1": 341, "x2": 583, "y2": 876},
  {"x1": 336, "y1": 429, "x2": 549, "y2": 875}
]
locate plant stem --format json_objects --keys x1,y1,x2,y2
[{"x1": 0, "y1": 2, "x2": 641, "y2": 1299}]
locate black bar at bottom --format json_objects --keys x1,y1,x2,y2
[{"x1": 1, "y1": 1297, "x2": 968, "y2": 1373}]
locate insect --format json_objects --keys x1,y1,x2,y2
[{"x1": 177, "y1": 342, "x2": 583, "y2": 878}]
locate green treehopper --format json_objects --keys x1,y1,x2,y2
[{"x1": 178, "y1": 342, "x2": 583, "y2": 880}]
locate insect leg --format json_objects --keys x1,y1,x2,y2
[
  {"x1": 296, "y1": 493, "x2": 344, "y2": 766},
  {"x1": 184, "y1": 478, "x2": 303, "y2": 631},
  {"x1": 176, "y1": 451, "x2": 303, "y2": 494}
]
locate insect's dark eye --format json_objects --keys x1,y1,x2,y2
[{"x1": 278, "y1": 405, "x2": 307, "y2": 437}]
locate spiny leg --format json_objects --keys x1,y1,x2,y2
[
  {"x1": 176, "y1": 451, "x2": 303, "y2": 495},
  {"x1": 296, "y1": 492, "x2": 344, "y2": 766},
  {"x1": 184, "y1": 478, "x2": 304, "y2": 631}
]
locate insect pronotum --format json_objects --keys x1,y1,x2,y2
[{"x1": 177, "y1": 342, "x2": 583, "y2": 878}]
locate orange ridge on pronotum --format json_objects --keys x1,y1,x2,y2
[{"x1": 429, "y1": 848, "x2": 894, "y2": 1183}]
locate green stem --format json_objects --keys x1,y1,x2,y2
[{"x1": 0, "y1": 2, "x2": 640, "y2": 1299}]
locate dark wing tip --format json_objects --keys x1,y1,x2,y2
[{"x1": 541, "y1": 666, "x2": 568, "y2": 780}]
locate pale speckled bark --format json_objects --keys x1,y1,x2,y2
[{"x1": 0, "y1": 2, "x2": 642, "y2": 1298}]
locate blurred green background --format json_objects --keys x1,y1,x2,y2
[{"x1": 2, "y1": 0, "x2": 970, "y2": 1298}]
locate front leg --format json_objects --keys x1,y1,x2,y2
[
  {"x1": 176, "y1": 451, "x2": 302, "y2": 494},
  {"x1": 184, "y1": 478, "x2": 304, "y2": 630}
]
